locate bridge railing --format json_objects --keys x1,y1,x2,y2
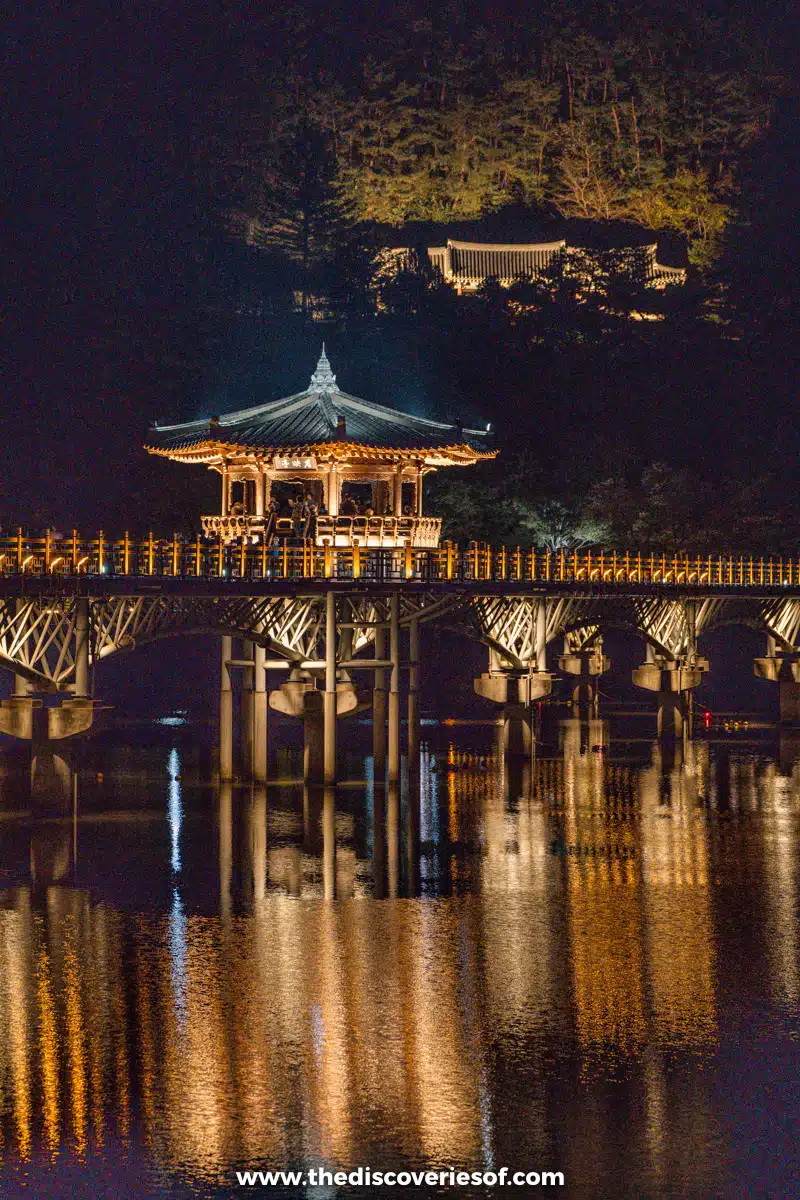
[{"x1": 0, "y1": 532, "x2": 798, "y2": 586}]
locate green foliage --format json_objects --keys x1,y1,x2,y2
[
  {"x1": 427, "y1": 462, "x2": 799, "y2": 556},
  {"x1": 205, "y1": 7, "x2": 782, "y2": 283},
  {"x1": 516, "y1": 498, "x2": 611, "y2": 550}
]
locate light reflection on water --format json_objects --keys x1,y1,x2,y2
[{"x1": 0, "y1": 720, "x2": 798, "y2": 1198}]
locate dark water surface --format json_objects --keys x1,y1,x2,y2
[{"x1": 0, "y1": 718, "x2": 798, "y2": 1199}]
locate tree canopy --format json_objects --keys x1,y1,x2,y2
[{"x1": 208, "y1": 3, "x2": 780, "y2": 271}]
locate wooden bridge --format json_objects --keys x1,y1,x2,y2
[
  {"x1": 2, "y1": 530, "x2": 800, "y2": 785},
  {"x1": 1, "y1": 530, "x2": 799, "y2": 590}
]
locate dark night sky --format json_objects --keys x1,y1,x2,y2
[{"x1": 3, "y1": 1, "x2": 800, "y2": 532}]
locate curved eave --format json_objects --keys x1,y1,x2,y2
[{"x1": 145, "y1": 439, "x2": 497, "y2": 466}]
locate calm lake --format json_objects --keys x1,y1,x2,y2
[{"x1": 0, "y1": 714, "x2": 798, "y2": 1199}]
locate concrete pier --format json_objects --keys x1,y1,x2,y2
[
  {"x1": 74, "y1": 597, "x2": 90, "y2": 697},
  {"x1": 632, "y1": 651, "x2": 707, "y2": 738},
  {"x1": 219, "y1": 636, "x2": 233, "y2": 781},
  {"x1": 388, "y1": 593, "x2": 400, "y2": 784},
  {"x1": 303, "y1": 690, "x2": 324, "y2": 784},
  {"x1": 754, "y1": 653, "x2": 800, "y2": 725},
  {"x1": 253, "y1": 640, "x2": 268, "y2": 782},
  {"x1": 407, "y1": 618, "x2": 421, "y2": 776},
  {"x1": 324, "y1": 592, "x2": 337, "y2": 785},
  {"x1": 373, "y1": 626, "x2": 387, "y2": 786},
  {"x1": 559, "y1": 638, "x2": 610, "y2": 710},
  {"x1": 241, "y1": 638, "x2": 254, "y2": 779}
]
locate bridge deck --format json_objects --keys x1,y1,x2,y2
[{"x1": 0, "y1": 534, "x2": 799, "y2": 596}]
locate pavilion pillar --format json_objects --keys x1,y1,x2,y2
[
  {"x1": 221, "y1": 465, "x2": 230, "y2": 517},
  {"x1": 219, "y1": 635, "x2": 233, "y2": 781},
  {"x1": 373, "y1": 479, "x2": 389, "y2": 516},
  {"x1": 253, "y1": 639, "x2": 268, "y2": 782},
  {"x1": 415, "y1": 468, "x2": 423, "y2": 516},
  {"x1": 373, "y1": 625, "x2": 387, "y2": 786},
  {"x1": 254, "y1": 472, "x2": 266, "y2": 518},
  {"x1": 388, "y1": 592, "x2": 401, "y2": 783},
  {"x1": 392, "y1": 469, "x2": 404, "y2": 517},
  {"x1": 327, "y1": 465, "x2": 340, "y2": 516},
  {"x1": 408, "y1": 618, "x2": 421, "y2": 776},
  {"x1": 324, "y1": 591, "x2": 337, "y2": 785}
]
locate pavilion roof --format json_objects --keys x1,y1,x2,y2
[{"x1": 146, "y1": 349, "x2": 496, "y2": 464}]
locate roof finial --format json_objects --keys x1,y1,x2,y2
[{"x1": 308, "y1": 345, "x2": 337, "y2": 393}]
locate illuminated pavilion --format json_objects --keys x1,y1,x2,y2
[{"x1": 146, "y1": 348, "x2": 496, "y2": 547}]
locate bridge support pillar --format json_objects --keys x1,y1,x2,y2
[
  {"x1": 474, "y1": 663, "x2": 551, "y2": 758},
  {"x1": 241, "y1": 639, "x2": 254, "y2": 779},
  {"x1": 388, "y1": 592, "x2": 400, "y2": 784},
  {"x1": 558, "y1": 638, "x2": 610, "y2": 710},
  {"x1": 304, "y1": 690, "x2": 324, "y2": 784},
  {"x1": 504, "y1": 697, "x2": 532, "y2": 757},
  {"x1": 373, "y1": 626, "x2": 387, "y2": 786},
  {"x1": 632, "y1": 657, "x2": 708, "y2": 739},
  {"x1": 324, "y1": 591, "x2": 337, "y2": 785},
  {"x1": 219, "y1": 635, "x2": 233, "y2": 781},
  {"x1": 74, "y1": 597, "x2": 90, "y2": 697},
  {"x1": 253, "y1": 640, "x2": 268, "y2": 782},
  {"x1": 754, "y1": 654, "x2": 800, "y2": 725},
  {"x1": 30, "y1": 728, "x2": 74, "y2": 818},
  {"x1": 407, "y1": 618, "x2": 421, "y2": 776}
]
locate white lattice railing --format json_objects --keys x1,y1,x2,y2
[
  {"x1": 201, "y1": 514, "x2": 268, "y2": 544},
  {"x1": 315, "y1": 515, "x2": 442, "y2": 548}
]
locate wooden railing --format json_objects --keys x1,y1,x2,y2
[{"x1": 0, "y1": 532, "x2": 799, "y2": 587}]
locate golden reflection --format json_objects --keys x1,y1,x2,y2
[
  {"x1": 34, "y1": 924, "x2": 60, "y2": 1156},
  {"x1": 639, "y1": 741, "x2": 717, "y2": 1049},
  {"x1": 62, "y1": 913, "x2": 89, "y2": 1158},
  {"x1": 0, "y1": 733, "x2": 798, "y2": 1178},
  {"x1": 757, "y1": 762, "x2": 800, "y2": 1003},
  {"x1": 1, "y1": 893, "x2": 33, "y2": 1162}
]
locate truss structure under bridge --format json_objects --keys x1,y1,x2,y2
[{"x1": 4, "y1": 532, "x2": 800, "y2": 762}]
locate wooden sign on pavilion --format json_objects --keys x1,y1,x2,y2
[{"x1": 146, "y1": 348, "x2": 496, "y2": 548}]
